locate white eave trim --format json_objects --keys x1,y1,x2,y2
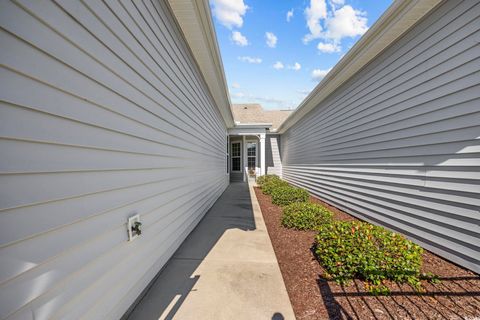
[
  {"x1": 228, "y1": 123, "x2": 272, "y2": 135},
  {"x1": 235, "y1": 123, "x2": 273, "y2": 128},
  {"x1": 277, "y1": 0, "x2": 442, "y2": 134},
  {"x1": 167, "y1": 0, "x2": 235, "y2": 128}
]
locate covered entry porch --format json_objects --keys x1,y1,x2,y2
[{"x1": 228, "y1": 124, "x2": 271, "y2": 182}]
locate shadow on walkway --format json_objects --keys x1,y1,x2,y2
[{"x1": 125, "y1": 182, "x2": 293, "y2": 319}]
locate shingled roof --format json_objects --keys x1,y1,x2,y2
[{"x1": 231, "y1": 104, "x2": 293, "y2": 131}]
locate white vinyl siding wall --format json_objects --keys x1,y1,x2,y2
[
  {"x1": 265, "y1": 134, "x2": 282, "y2": 176},
  {"x1": 281, "y1": 0, "x2": 480, "y2": 273},
  {"x1": 0, "y1": 1, "x2": 228, "y2": 319}
]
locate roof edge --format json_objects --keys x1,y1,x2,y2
[
  {"x1": 167, "y1": 0, "x2": 235, "y2": 128},
  {"x1": 235, "y1": 123, "x2": 273, "y2": 127},
  {"x1": 277, "y1": 0, "x2": 442, "y2": 134}
]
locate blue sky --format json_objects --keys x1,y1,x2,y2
[{"x1": 209, "y1": 0, "x2": 392, "y2": 110}]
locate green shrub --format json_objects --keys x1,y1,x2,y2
[
  {"x1": 262, "y1": 179, "x2": 289, "y2": 195},
  {"x1": 282, "y1": 202, "x2": 333, "y2": 230},
  {"x1": 315, "y1": 221, "x2": 423, "y2": 294},
  {"x1": 256, "y1": 174, "x2": 280, "y2": 187},
  {"x1": 271, "y1": 186, "x2": 309, "y2": 206}
]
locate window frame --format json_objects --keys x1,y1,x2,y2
[
  {"x1": 226, "y1": 135, "x2": 229, "y2": 175},
  {"x1": 230, "y1": 141, "x2": 242, "y2": 173},
  {"x1": 246, "y1": 140, "x2": 257, "y2": 173}
]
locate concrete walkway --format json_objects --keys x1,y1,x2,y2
[{"x1": 127, "y1": 182, "x2": 295, "y2": 320}]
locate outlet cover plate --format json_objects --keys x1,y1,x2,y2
[{"x1": 128, "y1": 214, "x2": 141, "y2": 241}]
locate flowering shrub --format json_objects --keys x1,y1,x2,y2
[{"x1": 315, "y1": 221, "x2": 423, "y2": 294}]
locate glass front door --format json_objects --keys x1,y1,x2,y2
[
  {"x1": 247, "y1": 141, "x2": 257, "y2": 175},
  {"x1": 231, "y1": 142, "x2": 241, "y2": 172}
]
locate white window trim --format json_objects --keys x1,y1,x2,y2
[
  {"x1": 231, "y1": 141, "x2": 242, "y2": 173},
  {"x1": 226, "y1": 135, "x2": 229, "y2": 175}
]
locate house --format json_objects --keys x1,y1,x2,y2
[
  {"x1": 0, "y1": 0, "x2": 478, "y2": 319},
  {"x1": 229, "y1": 104, "x2": 291, "y2": 181}
]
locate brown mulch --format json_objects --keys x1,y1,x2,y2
[{"x1": 255, "y1": 187, "x2": 480, "y2": 320}]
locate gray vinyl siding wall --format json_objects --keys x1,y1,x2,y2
[
  {"x1": 0, "y1": 1, "x2": 228, "y2": 319},
  {"x1": 281, "y1": 0, "x2": 480, "y2": 273}
]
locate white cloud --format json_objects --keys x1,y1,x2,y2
[
  {"x1": 324, "y1": 5, "x2": 368, "y2": 42},
  {"x1": 273, "y1": 61, "x2": 284, "y2": 70},
  {"x1": 211, "y1": 0, "x2": 248, "y2": 29},
  {"x1": 317, "y1": 41, "x2": 341, "y2": 53},
  {"x1": 286, "y1": 9, "x2": 294, "y2": 22},
  {"x1": 303, "y1": 0, "x2": 327, "y2": 43},
  {"x1": 231, "y1": 31, "x2": 249, "y2": 46},
  {"x1": 303, "y1": 0, "x2": 369, "y2": 50},
  {"x1": 238, "y1": 56, "x2": 262, "y2": 64},
  {"x1": 230, "y1": 92, "x2": 245, "y2": 98},
  {"x1": 312, "y1": 68, "x2": 332, "y2": 81},
  {"x1": 265, "y1": 32, "x2": 277, "y2": 48},
  {"x1": 229, "y1": 90, "x2": 294, "y2": 109},
  {"x1": 231, "y1": 82, "x2": 241, "y2": 89},
  {"x1": 288, "y1": 62, "x2": 301, "y2": 71},
  {"x1": 249, "y1": 95, "x2": 294, "y2": 109}
]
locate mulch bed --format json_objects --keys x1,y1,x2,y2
[{"x1": 255, "y1": 187, "x2": 480, "y2": 320}]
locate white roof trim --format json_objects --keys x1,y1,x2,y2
[
  {"x1": 277, "y1": 0, "x2": 442, "y2": 134},
  {"x1": 167, "y1": 0, "x2": 235, "y2": 128},
  {"x1": 228, "y1": 127, "x2": 268, "y2": 135},
  {"x1": 235, "y1": 123, "x2": 273, "y2": 128}
]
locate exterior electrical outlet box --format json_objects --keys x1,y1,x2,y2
[{"x1": 127, "y1": 214, "x2": 141, "y2": 241}]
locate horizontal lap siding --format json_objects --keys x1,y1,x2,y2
[
  {"x1": 265, "y1": 134, "x2": 282, "y2": 176},
  {"x1": 281, "y1": 0, "x2": 480, "y2": 273},
  {"x1": 0, "y1": 0, "x2": 228, "y2": 319}
]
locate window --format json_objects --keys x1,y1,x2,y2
[
  {"x1": 247, "y1": 141, "x2": 256, "y2": 172},
  {"x1": 247, "y1": 157, "x2": 255, "y2": 170},
  {"x1": 231, "y1": 142, "x2": 241, "y2": 172}
]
